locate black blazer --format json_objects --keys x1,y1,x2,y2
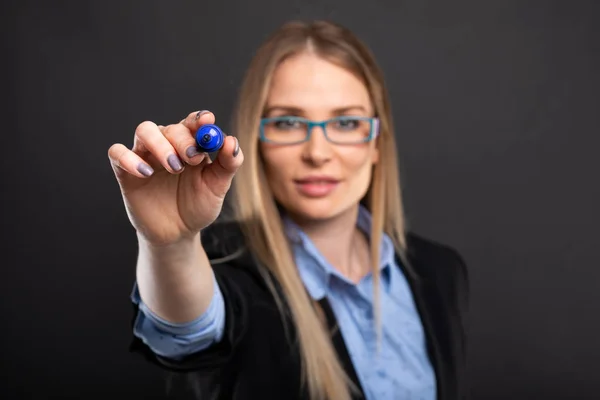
[{"x1": 130, "y1": 222, "x2": 470, "y2": 400}]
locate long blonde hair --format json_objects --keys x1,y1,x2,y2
[{"x1": 230, "y1": 20, "x2": 407, "y2": 400}]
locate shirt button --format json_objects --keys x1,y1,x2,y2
[
  {"x1": 377, "y1": 369, "x2": 387, "y2": 378},
  {"x1": 359, "y1": 302, "x2": 372, "y2": 317}
]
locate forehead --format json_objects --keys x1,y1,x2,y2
[{"x1": 266, "y1": 52, "x2": 372, "y2": 113}]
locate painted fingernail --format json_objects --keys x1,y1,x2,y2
[
  {"x1": 194, "y1": 110, "x2": 210, "y2": 121},
  {"x1": 186, "y1": 146, "x2": 201, "y2": 158},
  {"x1": 167, "y1": 154, "x2": 183, "y2": 171},
  {"x1": 137, "y1": 163, "x2": 154, "y2": 177},
  {"x1": 232, "y1": 137, "x2": 240, "y2": 157}
]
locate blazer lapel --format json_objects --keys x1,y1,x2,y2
[
  {"x1": 397, "y1": 253, "x2": 448, "y2": 399},
  {"x1": 318, "y1": 297, "x2": 366, "y2": 400}
]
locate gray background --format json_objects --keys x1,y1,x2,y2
[{"x1": 3, "y1": 0, "x2": 599, "y2": 398}]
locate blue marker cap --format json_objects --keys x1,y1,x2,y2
[{"x1": 195, "y1": 124, "x2": 225, "y2": 153}]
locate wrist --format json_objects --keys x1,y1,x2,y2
[
  {"x1": 137, "y1": 231, "x2": 202, "y2": 258},
  {"x1": 137, "y1": 230, "x2": 200, "y2": 247}
]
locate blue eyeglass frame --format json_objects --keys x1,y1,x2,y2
[{"x1": 258, "y1": 116, "x2": 380, "y2": 144}]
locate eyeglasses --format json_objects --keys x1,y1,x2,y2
[{"x1": 259, "y1": 116, "x2": 380, "y2": 145}]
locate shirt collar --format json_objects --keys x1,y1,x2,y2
[{"x1": 282, "y1": 205, "x2": 397, "y2": 300}]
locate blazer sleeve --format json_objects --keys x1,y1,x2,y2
[{"x1": 128, "y1": 263, "x2": 252, "y2": 373}]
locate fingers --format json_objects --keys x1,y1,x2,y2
[
  {"x1": 109, "y1": 110, "x2": 220, "y2": 182},
  {"x1": 135, "y1": 111, "x2": 215, "y2": 171},
  {"x1": 108, "y1": 143, "x2": 155, "y2": 180},
  {"x1": 133, "y1": 121, "x2": 187, "y2": 174},
  {"x1": 180, "y1": 110, "x2": 215, "y2": 132},
  {"x1": 161, "y1": 123, "x2": 208, "y2": 167}
]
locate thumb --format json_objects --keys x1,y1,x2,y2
[{"x1": 202, "y1": 135, "x2": 244, "y2": 195}]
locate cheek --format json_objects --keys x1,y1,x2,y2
[
  {"x1": 340, "y1": 147, "x2": 376, "y2": 186},
  {"x1": 336, "y1": 147, "x2": 377, "y2": 207}
]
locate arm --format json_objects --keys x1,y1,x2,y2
[
  {"x1": 132, "y1": 233, "x2": 226, "y2": 359},
  {"x1": 136, "y1": 232, "x2": 213, "y2": 324},
  {"x1": 132, "y1": 268, "x2": 226, "y2": 359}
]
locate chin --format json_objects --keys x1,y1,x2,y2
[{"x1": 282, "y1": 197, "x2": 355, "y2": 223}]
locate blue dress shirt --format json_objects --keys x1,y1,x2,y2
[{"x1": 132, "y1": 205, "x2": 436, "y2": 399}]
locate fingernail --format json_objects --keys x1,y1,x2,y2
[
  {"x1": 137, "y1": 163, "x2": 154, "y2": 177},
  {"x1": 194, "y1": 110, "x2": 210, "y2": 121},
  {"x1": 232, "y1": 137, "x2": 240, "y2": 157},
  {"x1": 186, "y1": 146, "x2": 201, "y2": 158},
  {"x1": 167, "y1": 154, "x2": 183, "y2": 171}
]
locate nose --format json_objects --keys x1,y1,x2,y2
[{"x1": 301, "y1": 125, "x2": 333, "y2": 166}]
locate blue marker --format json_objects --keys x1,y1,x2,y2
[{"x1": 195, "y1": 124, "x2": 225, "y2": 153}]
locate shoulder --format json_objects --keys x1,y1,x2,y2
[
  {"x1": 404, "y1": 231, "x2": 469, "y2": 305},
  {"x1": 200, "y1": 219, "x2": 247, "y2": 261},
  {"x1": 405, "y1": 232, "x2": 468, "y2": 275},
  {"x1": 200, "y1": 220, "x2": 274, "y2": 296}
]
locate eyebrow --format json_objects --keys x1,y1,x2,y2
[{"x1": 263, "y1": 105, "x2": 368, "y2": 117}]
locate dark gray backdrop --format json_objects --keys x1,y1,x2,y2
[{"x1": 3, "y1": 0, "x2": 599, "y2": 399}]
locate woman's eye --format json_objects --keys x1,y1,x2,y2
[
  {"x1": 275, "y1": 119, "x2": 302, "y2": 129},
  {"x1": 336, "y1": 119, "x2": 359, "y2": 130}
]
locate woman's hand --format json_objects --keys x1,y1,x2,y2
[{"x1": 108, "y1": 110, "x2": 243, "y2": 246}]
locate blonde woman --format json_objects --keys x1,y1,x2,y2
[{"x1": 108, "y1": 20, "x2": 469, "y2": 400}]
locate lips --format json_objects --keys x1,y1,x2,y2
[
  {"x1": 294, "y1": 177, "x2": 339, "y2": 184},
  {"x1": 294, "y1": 176, "x2": 340, "y2": 197}
]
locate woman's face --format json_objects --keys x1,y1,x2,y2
[{"x1": 260, "y1": 52, "x2": 379, "y2": 222}]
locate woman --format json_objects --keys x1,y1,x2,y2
[{"x1": 108, "y1": 20, "x2": 469, "y2": 400}]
